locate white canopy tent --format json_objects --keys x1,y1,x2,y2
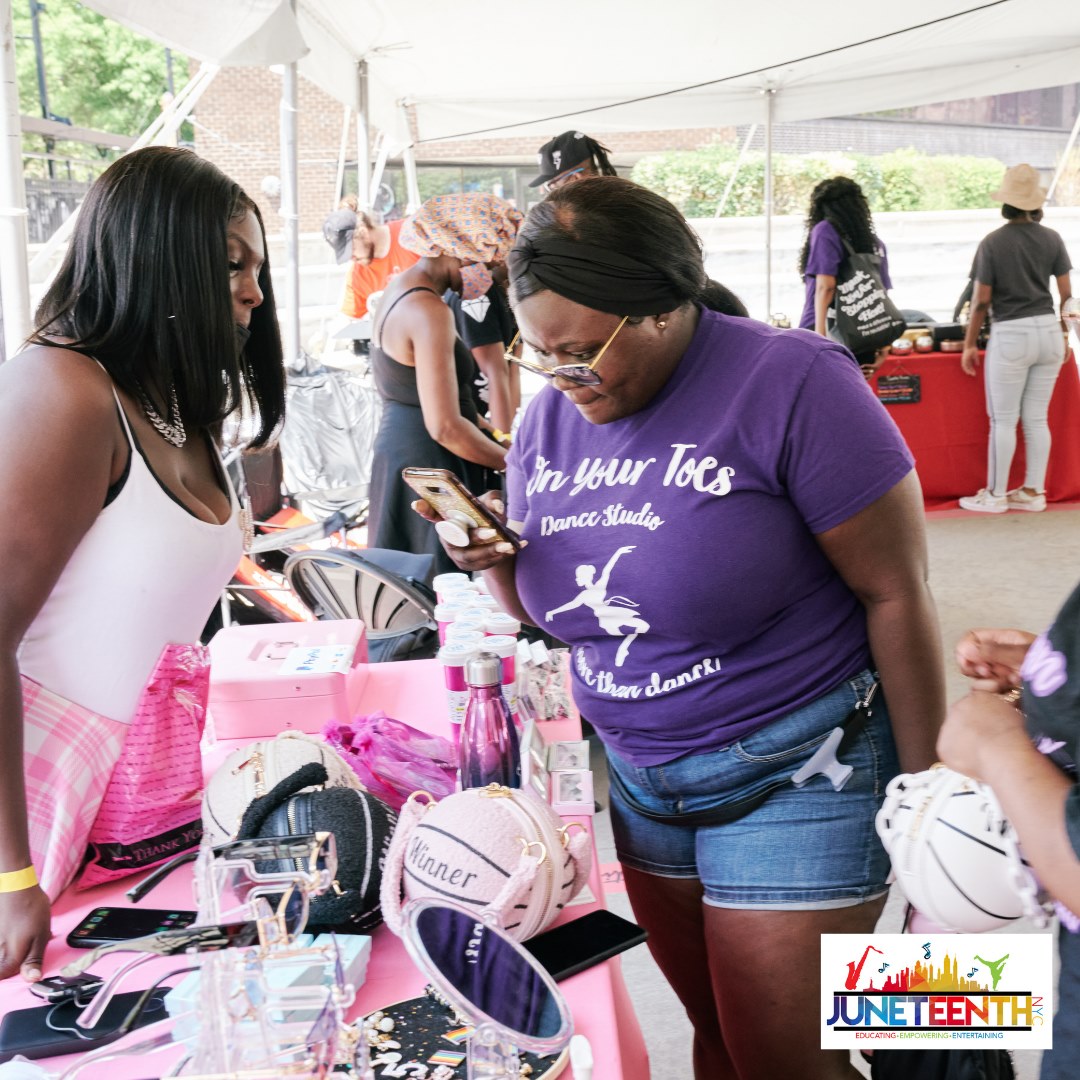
[
  {"x1": 84, "y1": 0, "x2": 1080, "y2": 141},
  {"x1": 4, "y1": 0, "x2": 1080, "y2": 356}
]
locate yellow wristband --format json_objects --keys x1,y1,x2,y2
[
  {"x1": 491, "y1": 429, "x2": 507, "y2": 443},
  {"x1": 0, "y1": 865, "x2": 38, "y2": 893}
]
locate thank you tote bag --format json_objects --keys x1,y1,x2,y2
[{"x1": 831, "y1": 238, "x2": 906, "y2": 354}]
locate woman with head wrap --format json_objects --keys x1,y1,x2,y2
[
  {"x1": 365, "y1": 193, "x2": 522, "y2": 574},
  {"x1": 414, "y1": 178, "x2": 945, "y2": 1079}
]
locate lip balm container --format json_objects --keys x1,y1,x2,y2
[
  {"x1": 434, "y1": 599, "x2": 472, "y2": 644},
  {"x1": 450, "y1": 614, "x2": 487, "y2": 636},
  {"x1": 438, "y1": 642, "x2": 477, "y2": 746},
  {"x1": 482, "y1": 634, "x2": 520, "y2": 729},
  {"x1": 432, "y1": 573, "x2": 471, "y2": 603},
  {"x1": 484, "y1": 612, "x2": 521, "y2": 638},
  {"x1": 445, "y1": 627, "x2": 485, "y2": 649}
]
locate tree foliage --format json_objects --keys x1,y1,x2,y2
[
  {"x1": 14, "y1": 1, "x2": 184, "y2": 177},
  {"x1": 631, "y1": 141, "x2": 1006, "y2": 217}
]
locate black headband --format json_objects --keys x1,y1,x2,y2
[{"x1": 507, "y1": 236, "x2": 685, "y2": 316}]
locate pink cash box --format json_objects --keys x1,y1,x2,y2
[{"x1": 208, "y1": 621, "x2": 369, "y2": 738}]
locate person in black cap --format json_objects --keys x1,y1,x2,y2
[
  {"x1": 322, "y1": 194, "x2": 358, "y2": 264},
  {"x1": 529, "y1": 131, "x2": 617, "y2": 193}
]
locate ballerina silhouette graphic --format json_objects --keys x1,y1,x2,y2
[{"x1": 545, "y1": 546, "x2": 650, "y2": 667}]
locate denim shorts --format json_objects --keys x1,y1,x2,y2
[{"x1": 606, "y1": 669, "x2": 899, "y2": 909}]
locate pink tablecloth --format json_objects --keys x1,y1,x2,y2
[{"x1": 1, "y1": 658, "x2": 649, "y2": 1080}]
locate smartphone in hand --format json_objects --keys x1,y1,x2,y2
[{"x1": 402, "y1": 467, "x2": 520, "y2": 549}]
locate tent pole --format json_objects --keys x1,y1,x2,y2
[
  {"x1": 334, "y1": 105, "x2": 351, "y2": 207},
  {"x1": 1047, "y1": 103, "x2": 1080, "y2": 204},
  {"x1": 0, "y1": 0, "x2": 31, "y2": 362},
  {"x1": 764, "y1": 88, "x2": 775, "y2": 319},
  {"x1": 279, "y1": 9, "x2": 301, "y2": 365},
  {"x1": 357, "y1": 59, "x2": 371, "y2": 212},
  {"x1": 399, "y1": 102, "x2": 421, "y2": 214}
]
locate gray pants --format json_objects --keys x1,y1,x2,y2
[
  {"x1": 1040, "y1": 922, "x2": 1079, "y2": 1079},
  {"x1": 984, "y1": 313, "x2": 1065, "y2": 495}
]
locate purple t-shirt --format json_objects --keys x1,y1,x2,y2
[
  {"x1": 799, "y1": 219, "x2": 893, "y2": 331},
  {"x1": 505, "y1": 310, "x2": 913, "y2": 766}
]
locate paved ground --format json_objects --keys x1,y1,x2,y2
[{"x1": 591, "y1": 504, "x2": 1080, "y2": 1079}]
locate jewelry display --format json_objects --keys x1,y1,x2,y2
[{"x1": 136, "y1": 383, "x2": 187, "y2": 447}]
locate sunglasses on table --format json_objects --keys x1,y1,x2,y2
[
  {"x1": 504, "y1": 315, "x2": 629, "y2": 387},
  {"x1": 126, "y1": 832, "x2": 337, "y2": 903}
]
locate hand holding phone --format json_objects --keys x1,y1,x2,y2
[{"x1": 402, "y1": 468, "x2": 521, "y2": 551}]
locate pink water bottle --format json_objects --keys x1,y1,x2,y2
[{"x1": 459, "y1": 652, "x2": 521, "y2": 790}]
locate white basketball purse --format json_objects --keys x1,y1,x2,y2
[{"x1": 875, "y1": 764, "x2": 1050, "y2": 933}]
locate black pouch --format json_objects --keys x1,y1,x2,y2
[
  {"x1": 235, "y1": 761, "x2": 397, "y2": 932},
  {"x1": 607, "y1": 682, "x2": 878, "y2": 827}
]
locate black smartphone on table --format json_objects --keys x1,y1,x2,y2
[
  {"x1": 66, "y1": 906, "x2": 197, "y2": 949},
  {"x1": 523, "y1": 908, "x2": 647, "y2": 982},
  {"x1": 0, "y1": 988, "x2": 169, "y2": 1062}
]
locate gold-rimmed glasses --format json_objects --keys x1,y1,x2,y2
[{"x1": 503, "y1": 315, "x2": 629, "y2": 387}]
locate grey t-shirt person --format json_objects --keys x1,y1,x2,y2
[{"x1": 972, "y1": 222, "x2": 1072, "y2": 323}]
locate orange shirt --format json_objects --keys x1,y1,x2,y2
[{"x1": 341, "y1": 219, "x2": 420, "y2": 318}]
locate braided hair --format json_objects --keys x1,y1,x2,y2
[{"x1": 798, "y1": 176, "x2": 880, "y2": 276}]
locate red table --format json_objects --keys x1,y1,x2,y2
[
  {"x1": 0, "y1": 661, "x2": 648, "y2": 1080},
  {"x1": 869, "y1": 350, "x2": 1080, "y2": 510}
]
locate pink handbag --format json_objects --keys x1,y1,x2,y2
[{"x1": 77, "y1": 643, "x2": 211, "y2": 889}]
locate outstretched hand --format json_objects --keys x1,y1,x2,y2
[
  {"x1": 411, "y1": 491, "x2": 526, "y2": 573},
  {"x1": 0, "y1": 885, "x2": 51, "y2": 982},
  {"x1": 954, "y1": 628, "x2": 1036, "y2": 691}
]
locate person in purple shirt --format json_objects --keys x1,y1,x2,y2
[
  {"x1": 414, "y1": 177, "x2": 944, "y2": 1080},
  {"x1": 799, "y1": 176, "x2": 895, "y2": 376}
]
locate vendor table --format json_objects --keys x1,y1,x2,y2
[
  {"x1": 1, "y1": 660, "x2": 648, "y2": 1080},
  {"x1": 869, "y1": 350, "x2": 1080, "y2": 511}
]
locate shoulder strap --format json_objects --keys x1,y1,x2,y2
[{"x1": 374, "y1": 286, "x2": 438, "y2": 349}]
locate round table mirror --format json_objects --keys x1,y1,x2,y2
[{"x1": 402, "y1": 897, "x2": 573, "y2": 1070}]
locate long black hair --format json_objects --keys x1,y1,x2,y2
[
  {"x1": 798, "y1": 176, "x2": 880, "y2": 277},
  {"x1": 512, "y1": 176, "x2": 747, "y2": 316},
  {"x1": 33, "y1": 146, "x2": 285, "y2": 447}
]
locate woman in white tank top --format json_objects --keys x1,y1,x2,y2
[{"x1": 0, "y1": 147, "x2": 285, "y2": 983}]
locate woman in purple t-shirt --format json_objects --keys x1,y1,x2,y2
[
  {"x1": 415, "y1": 178, "x2": 945, "y2": 1080},
  {"x1": 799, "y1": 176, "x2": 895, "y2": 376}
]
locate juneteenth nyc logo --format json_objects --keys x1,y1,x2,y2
[{"x1": 820, "y1": 935, "x2": 1054, "y2": 1050}]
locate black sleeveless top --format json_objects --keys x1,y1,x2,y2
[{"x1": 371, "y1": 286, "x2": 480, "y2": 420}]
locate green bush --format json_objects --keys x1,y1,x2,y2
[{"x1": 630, "y1": 142, "x2": 1005, "y2": 217}]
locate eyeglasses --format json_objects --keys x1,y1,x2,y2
[
  {"x1": 542, "y1": 165, "x2": 586, "y2": 194},
  {"x1": 504, "y1": 315, "x2": 629, "y2": 388},
  {"x1": 128, "y1": 834, "x2": 336, "y2": 902}
]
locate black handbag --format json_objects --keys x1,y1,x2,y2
[
  {"x1": 869, "y1": 1046, "x2": 1015, "y2": 1080},
  {"x1": 235, "y1": 761, "x2": 397, "y2": 932},
  {"x1": 831, "y1": 238, "x2": 906, "y2": 354}
]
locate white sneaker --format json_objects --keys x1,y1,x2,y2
[
  {"x1": 1006, "y1": 488, "x2": 1047, "y2": 512},
  {"x1": 958, "y1": 489, "x2": 1008, "y2": 513}
]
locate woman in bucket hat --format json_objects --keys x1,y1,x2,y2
[{"x1": 959, "y1": 163, "x2": 1073, "y2": 513}]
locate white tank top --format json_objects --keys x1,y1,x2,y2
[{"x1": 18, "y1": 385, "x2": 244, "y2": 722}]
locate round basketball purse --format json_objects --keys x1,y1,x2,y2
[
  {"x1": 380, "y1": 783, "x2": 592, "y2": 942},
  {"x1": 875, "y1": 764, "x2": 1049, "y2": 933},
  {"x1": 203, "y1": 730, "x2": 364, "y2": 845}
]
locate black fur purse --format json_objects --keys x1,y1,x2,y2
[{"x1": 235, "y1": 761, "x2": 396, "y2": 932}]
